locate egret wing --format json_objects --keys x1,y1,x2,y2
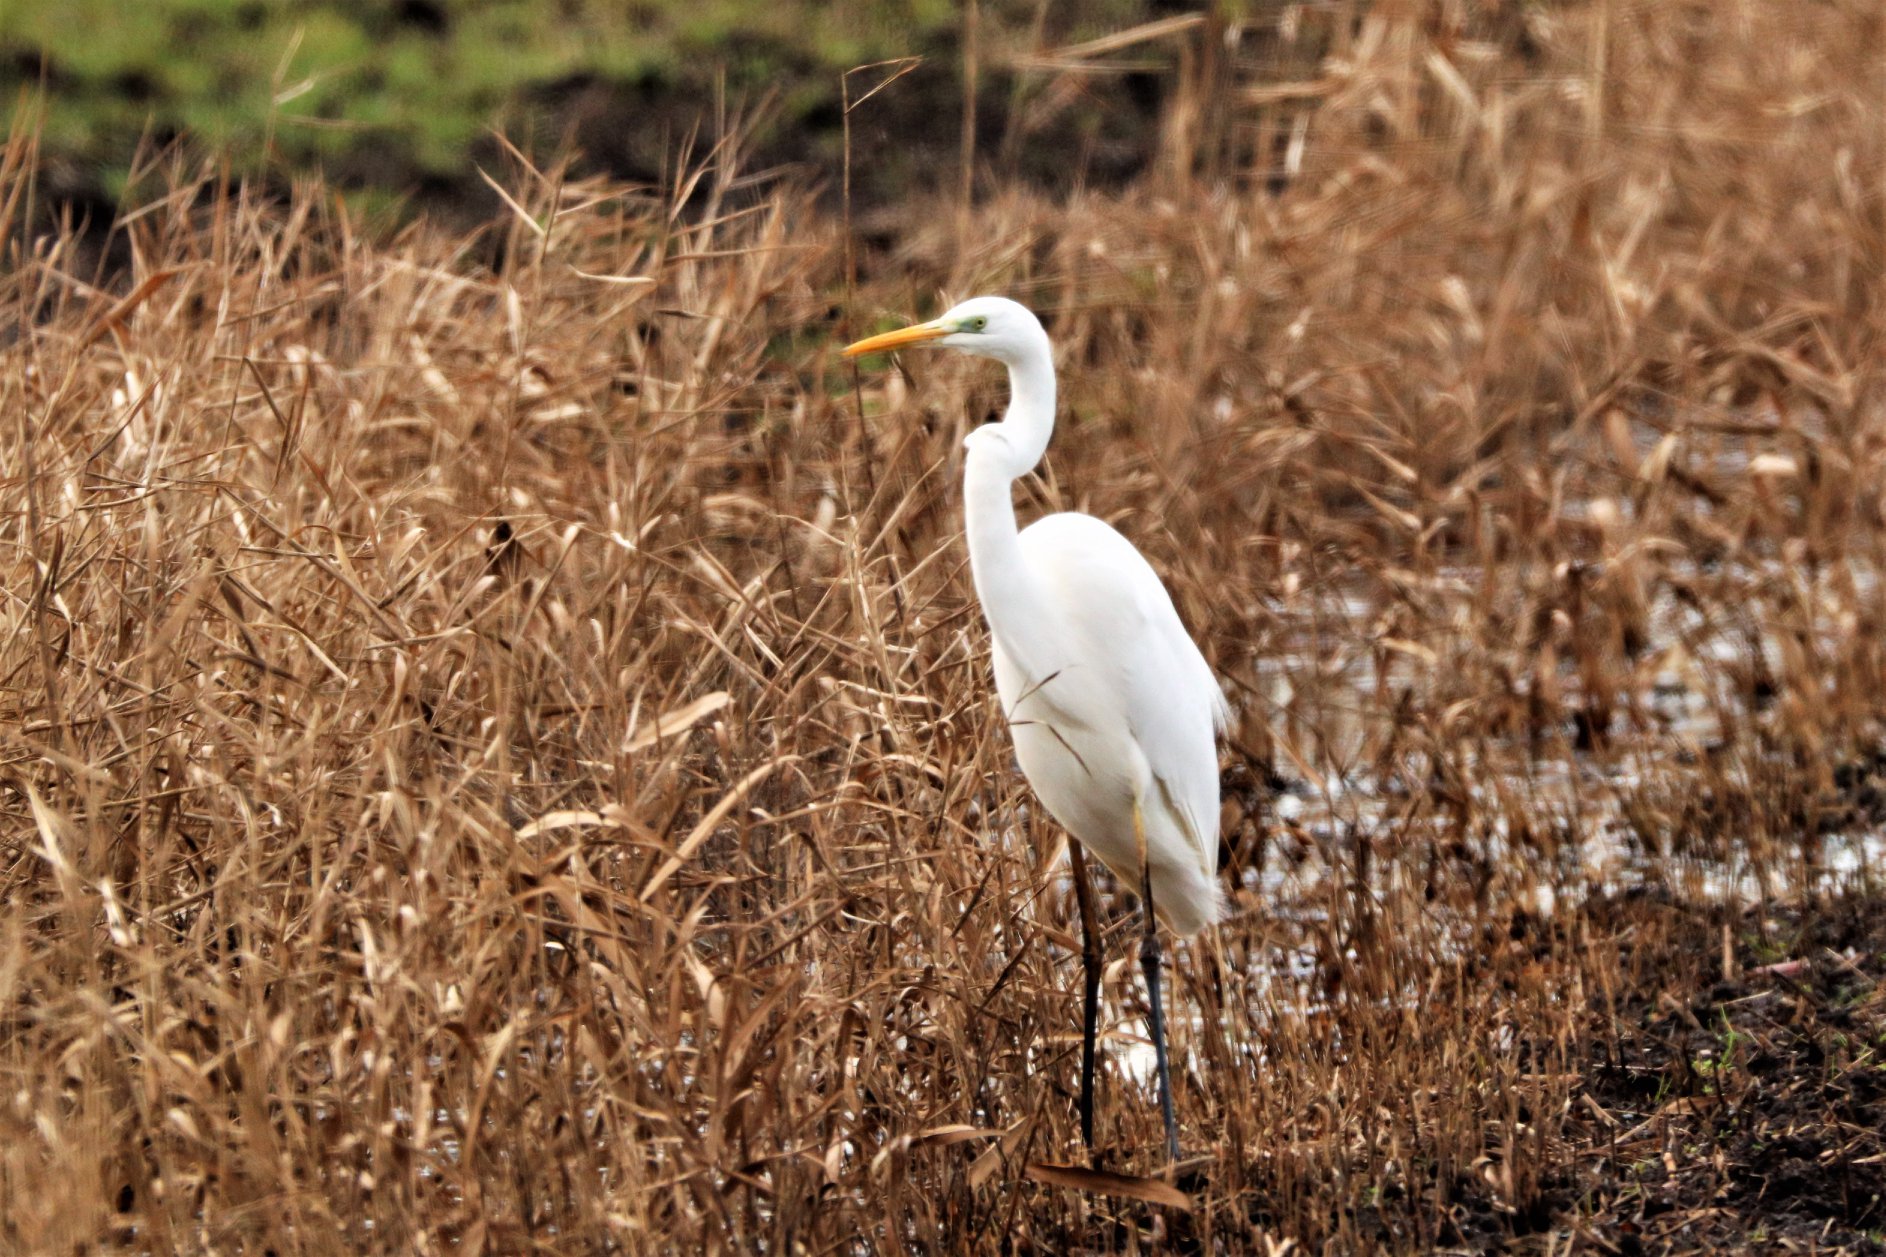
[{"x1": 1016, "y1": 514, "x2": 1226, "y2": 876}]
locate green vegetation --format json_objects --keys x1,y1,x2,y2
[{"x1": 1, "y1": 0, "x2": 1147, "y2": 197}]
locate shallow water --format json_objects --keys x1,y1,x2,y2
[{"x1": 1115, "y1": 521, "x2": 1886, "y2": 1091}]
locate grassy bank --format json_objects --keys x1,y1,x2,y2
[
  {"x1": 5, "y1": 1, "x2": 1886, "y2": 1250},
  {"x1": 2, "y1": 0, "x2": 1165, "y2": 212}
]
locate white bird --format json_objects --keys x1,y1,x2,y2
[{"x1": 844, "y1": 295, "x2": 1228, "y2": 1164}]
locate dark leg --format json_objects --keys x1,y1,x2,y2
[
  {"x1": 1135, "y1": 803, "x2": 1181, "y2": 1165},
  {"x1": 1068, "y1": 839, "x2": 1103, "y2": 1160}
]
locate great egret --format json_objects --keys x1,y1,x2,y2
[{"x1": 843, "y1": 296, "x2": 1227, "y2": 1165}]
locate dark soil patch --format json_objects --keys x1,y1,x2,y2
[{"x1": 1552, "y1": 892, "x2": 1886, "y2": 1254}]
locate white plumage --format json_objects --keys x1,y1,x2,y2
[
  {"x1": 845, "y1": 295, "x2": 1228, "y2": 1162},
  {"x1": 996, "y1": 512, "x2": 1228, "y2": 935}
]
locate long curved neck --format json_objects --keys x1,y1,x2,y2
[
  {"x1": 964, "y1": 349, "x2": 1058, "y2": 677},
  {"x1": 990, "y1": 348, "x2": 1056, "y2": 473}
]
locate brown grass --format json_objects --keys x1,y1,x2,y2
[{"x1": 6, "y1": 2, "x2": 1886, "y2": 1251}]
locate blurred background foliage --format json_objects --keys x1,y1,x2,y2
[{"x1": 0, "y1": 0, "x2": 1212, "y2": 213}]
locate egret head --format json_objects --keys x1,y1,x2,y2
[{"x1": 842, "y1": 296, "x2": 1049, "y2": 368}]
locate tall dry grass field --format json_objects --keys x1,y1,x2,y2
[{"x1": 7, "y1": 2, "x2": 1886, "y2": 1251}]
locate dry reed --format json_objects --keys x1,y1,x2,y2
[{"x1": 6, "y1": 1, "x2": 1886, "y2": 1251}]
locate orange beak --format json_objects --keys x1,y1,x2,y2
[{"x1": 842, "y1": 319, "x2": 950, "y2": 358}]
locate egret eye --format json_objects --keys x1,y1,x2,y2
[{"x1": 966, "y1": 315, "x2": 989, "y2": 332}]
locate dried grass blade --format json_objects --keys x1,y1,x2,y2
[
  {"x1": 515, "y1": 810, "x2": 609, "y2": 841},
  {"x1": 625, "y1": 691, "x2": 732, "y2": 753},
  {"x1": 912, "y1": 1124, "x2": 1000, "y2": 1149},
  {"x1": 570, "y1": 266, "x2": 656, "y2": 287},
  {"x1": 1025, "y1": 1162, "x2": 1193, "y2": 1210},
  {"x1": 638, "y1": 756, "x2": 796, "y2": 901},
  {"x1": 966, "y1": 1121, "x2": 1028, "y2": 1188},
  {"x1": 78, "y1": 267, "x2": 182, "y2": 349},
  {"x1": 1031, "y1": 14, "x2": 1204, "y2": 64},
  {"x1": 477, "y1": 166, "x2": 546, "y2": 239}
]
